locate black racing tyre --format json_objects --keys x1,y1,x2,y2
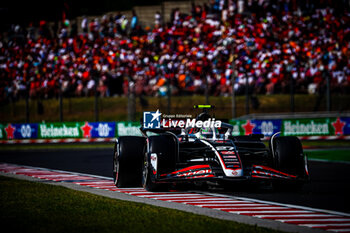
[
  {"x1": 142, "y1": 134, "x2": 177, "y2": 191},
  {"x1": 273, "y1": 136, "x2": 305, "y2": 176},
  {"x1": 113, "y1": 136, "x2": 146, "y2": 188},
  {"x1": 272, "y1": 136, "x2": 306, "y2": 191},
  {"x1": 148, "y1": 134, "x2": 177, "y2": 174}
]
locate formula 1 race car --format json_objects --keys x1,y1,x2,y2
[{"x1": 113, "y1": 111, "x2": 309, "y2": 192}]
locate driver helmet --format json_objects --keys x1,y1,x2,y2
[{"x1": 198, "y1": 127, "x2": 219, "y2": 140}]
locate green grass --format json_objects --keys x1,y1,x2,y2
[
  {"x1": 1, "y1": 94, "x2": 349, "y2": 123},
  {"x1": 0, "y1": 176, "x2": 282, "y2": 233},
  {"x1": 306, "y1": 149, "x2": 350, "y2": 162}
]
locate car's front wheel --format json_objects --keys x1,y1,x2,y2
[
  {"x1": 142, "y1": 135, "x2": 176, "y2": 192},
  {"x1": 271, "y1": 136, "x2": 307, "y2": 191},
  {"x1": 142, "y1": 152, "x2": 161, "y2": 191}
]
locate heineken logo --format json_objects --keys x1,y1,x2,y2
[
  {"x1": 117, "y1": 122, "x2": 141, "y2": 136},
  {"x1": 40, "y1": 124, "x2": 80, "y2": 138},
  {"x1": 231, "y1": 124, "x2": 240, "y2": 136},
  {"x1": 283, "y1": 120, "x2": 329, "y2": 136}
]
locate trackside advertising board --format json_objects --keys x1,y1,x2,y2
[
  {"x1": 282, "y1": 118, "x2": 334, "y2": 136},
  {"x1": 228, "y1": 117, "x2": 349, "y2": 136},
  {"x1": 0, "y1": 123, "x2": 38, "y2": 140},
  {"x1": 0, "y1": 122, "x2": 117, "y2": 140},
  {"x1": 0, "y1": 117, "x2": 349, "y2": 140},
  {"x1": 230, "y1": 117, "x2": 349, "y2": 136},
  {"x1": 116, "y1": 122, "x2": 142, "y2": 136},
  {"x1": 228, "y1": 119, "x2": 283, "y2": 137}
]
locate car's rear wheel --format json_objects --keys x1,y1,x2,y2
[{"x1": 113, "y1": 136, "x2": 146, "y2": 187}]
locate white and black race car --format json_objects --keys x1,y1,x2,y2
[{"x1": 113, "y1": 112, "x2": 309, "y2": 192}]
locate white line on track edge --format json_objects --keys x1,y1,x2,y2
[{"x1": 196, "y1": 191, "x2": 350, "y2": 217}]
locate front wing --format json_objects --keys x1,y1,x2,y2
[{"x1": 154, "y1": 164, "x2": 307, "y2": 183}]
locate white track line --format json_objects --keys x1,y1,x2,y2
[
  {"x1": 328, "y1": 229, "x2": 350, "y2": 232},
  {"x1": 181, "y1": 200, "x2": 256, "y2": 204},
  {"x1": 138, "y1": 193, "x2": 202, "y2": 198},
  {"x1": 181, "y1": 199, "x2": 244, "y2": 202},
  {"x1": 283, "y1": 219, "x2": 350, "y2": 223},
  {"x1": 258, "y1": 214, "x2": 343, "y2": 219},
  {"x1": 75, "y1": 181, "x2": 114, "y2": 185},
  {"x1": 300, "y1": 223, "x2": 350, "y2": 227},
  {"x1": 128, "y1": 192, "x2": 189, "y2": 195},
  {"x1": 210, "y1": 207, "x2": 290, "y2": 210},
  {"x1": 198, "y1": 191, "x2": 350, "y2": 217},
  {"x1": 145, "y1": 195, "x2": 211, "y2": 200},
  {"x1": 228, "y1": 210, "x2": 313, "y2": 214},
  {"x1": 192, "y1": 203, "x2": 273, "y2": 207}
]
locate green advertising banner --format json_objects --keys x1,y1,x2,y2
[
  {"x1": 116, "y1": 122, "x2": 142, "y2": 137},
  {"x1": 0, "y1": 124, "x2": 5, "y2": 139},
  {"x1": 38, "y1": 122, "x2": 85, "y2": 139},
  {"x1": 282, "y1": 118, "x2": 335, "y2": 136},
  {"x1": 228, "y1": 120, "x2": 246, "y2": 136}
]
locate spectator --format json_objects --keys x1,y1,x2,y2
[
  {"x1": 131, "y1": 10, "x2": 138, "y2": 31},
  {"x1": 81, "y1": 17, "x2": 88, "y2": 34},
  {"x1": 155, "y1": 11, "x2": 162, "y2": 26},
  {"x1": 0, "y1": 0, "x2": 349, "y2": 104}
]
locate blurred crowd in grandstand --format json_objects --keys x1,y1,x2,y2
[{"x1": 0, "y1": 0, "x2": 349, "y2": 103}]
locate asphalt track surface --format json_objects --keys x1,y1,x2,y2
[{"x1": 0, "y1": 148, "x2": 349, "y2": 214}]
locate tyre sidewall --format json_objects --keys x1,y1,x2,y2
[{"x1": 114, "y1": 136, "x2": 145, "y2": 187}]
